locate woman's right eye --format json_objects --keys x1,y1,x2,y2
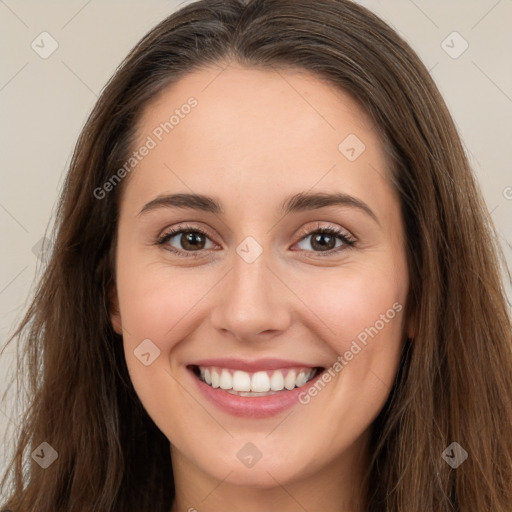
[{"x1": 157, "y1": 225, "x2": 217, "y2": 257}]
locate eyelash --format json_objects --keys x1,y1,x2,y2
[{"x1": 155, "y1": 223, "x2": 356, "y2": 258}]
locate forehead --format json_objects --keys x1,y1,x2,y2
[
  {"x1": 125, "y1": 64, "x2": 394, "y2": 221},
  {"x1": 139, "y1": 63, "x2": 379, "y2": 152}
]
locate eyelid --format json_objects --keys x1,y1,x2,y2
[{"x1": 294, "y1": 221, "x2": 355, "y2": 242}]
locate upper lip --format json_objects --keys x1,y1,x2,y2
[{"x1": 187, "y1": 358, "x2": 323, "y2": 372}]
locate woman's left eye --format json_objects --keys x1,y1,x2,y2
[
  {"x1": 293, "y1": 225, "x2": 356, "y2": 256},
  {"x1": 156, "y1": 223, "x2": 356, "y2": 258}
]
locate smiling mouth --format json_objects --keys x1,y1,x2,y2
[{"x1": 189, "y1": 365, "x2": 323, "y2": 396}]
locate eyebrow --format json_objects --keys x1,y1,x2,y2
[{"x1": 138, "y1": 191, "x2": 379, "y2": 225}]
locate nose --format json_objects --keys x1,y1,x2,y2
[{"x1": 209, "y1": 248, "x2": 292, "y2": 343}]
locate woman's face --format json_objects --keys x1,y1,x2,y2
[{"x1": 111, "y1": 63, "x2": 412, "y2": 490}]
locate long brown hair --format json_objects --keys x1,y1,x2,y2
[{"x1": 2, "y1": 0, "x2": 511, "y2": 510}]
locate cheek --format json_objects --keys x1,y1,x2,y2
[
  {"x1": 294, "y1": 261, "x2": 407, "y2": 419},
  {"x1": 303, "y1": 263, "x2": 406, "y2": 351},
  {"x1": 116, "y1": 241, "x2": 215, "y2": 345},
  {"x1": 115, "y1": 255, "x2": 233, "y2": 418},
  {"x1": 116, "y1": 266, "x2": 208, "y2": 439}
]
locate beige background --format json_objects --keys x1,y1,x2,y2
[{"x1": 1, "y1": 0, "x2": 511, "y2": 488}]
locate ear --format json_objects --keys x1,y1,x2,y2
[{"x1": 109, "y1": 284, "x2": 123, "y2": 335}]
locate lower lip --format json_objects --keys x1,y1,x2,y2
[{"x1": 189, "y1": 367, "x2": 324, "y2": 418}]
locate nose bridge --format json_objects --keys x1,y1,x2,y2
[{"x1": 210, "y1": 239, "x2": 290, "y2": 339}]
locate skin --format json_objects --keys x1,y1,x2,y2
[{"x1": 110, "y1": 62, "x2": 414, "y2": 512}]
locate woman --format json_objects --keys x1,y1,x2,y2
[{"x1": 1, "y1": 0, "x2": 511, "y2": 510}]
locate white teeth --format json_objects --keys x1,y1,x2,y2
[
  {"x1": 232, "y1": 370, "x2": 251, "y2": 391},
  {"x1": 269, "y1": 371, "x2": 284, "y2": 391},
  {"x1": 227, "y1": 390, "x2": 278, "y2": 397},
  {"x1": 284, "y1": 370, "x2": 296, "y2": 390},
  {"x1": 211, "y1": 369, "x2": 220, "y2": 388},
  {"x1": 251, "y1": 371, "x2": 270, "y2": 392},
  {"x1": 219, "y1": 369, "x2": 232, "y2": 389},
  {"x1": 198, "y1": 366, "x2": 318, "y2": 393},
  {"x1": 295, "y1": 371, "x2": 307, "y2": 387}
]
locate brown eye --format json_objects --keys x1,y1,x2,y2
[
  {"x1": 309, "y1": 232, "x2": 337, "y2": 251},
  {"x1": 294, "y1": 226, "x2": 356, "y2": 255},
  {"x1": 157, "y1": 225, "x2": 217, "y2": 257},
  {"x1": 178, "y1": 231, "x2": 207, "y2": 251}
]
